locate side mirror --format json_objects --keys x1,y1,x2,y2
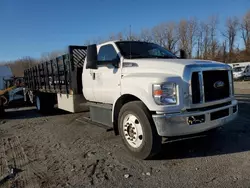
[
  {"x1": 112, "y1": 61, "x2": 119, "y2": 68},
  {"x1": 86, "y1": 44, "x2": 98, "y2": 69},
  {"x1": 112, "y1": 56, "x2": 120, "y2": 68},
  {"x1": 180, "y1": 49, "x2": 187, "y2": 59}
]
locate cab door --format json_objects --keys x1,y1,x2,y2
[
  {"x1": 93, "y1": 44, "x2": 121, "y2": 104},
  {"x1": 82, "y1": 61, "x2": 96, "y2": 102}
]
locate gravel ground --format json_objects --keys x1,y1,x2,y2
[{"x1": 0, "y1": 84, "x2": 250, "y2": 188}]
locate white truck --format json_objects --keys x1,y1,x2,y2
[
  {"x1": 232, "y1": 64, "x2": 250, "y2": 81},
  {"x1": 23, "y1": 41, "x2": 238, "y2": 159}
]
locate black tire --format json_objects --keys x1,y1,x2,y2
[
  {"x1": 0, "y1": 98, "x2": 5, "y2": 118},
  {"x1": 35, "y1": 94, "x2": 44, "y2": 113},
  {"x1": 35, "y1": 93, "x2": 55, "y2": 114},
  {"x1": 118, "y1": 101, "x2": 162, "y2": 160}
]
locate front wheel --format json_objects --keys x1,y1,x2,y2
[{"x1": 118, "y1": 101, "x2": 161, "y2": 160}]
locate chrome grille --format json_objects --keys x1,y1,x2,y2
[{"x1": 191, "y1": 70, "x2": 232, "y2": 104}]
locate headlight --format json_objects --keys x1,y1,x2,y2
[{"x1": 153, "y1": 82, "x2": 177, "y2": 105}]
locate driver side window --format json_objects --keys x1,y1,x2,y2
[{"x1": 97, "y1": 44, "x2": 118, "y2": 64}]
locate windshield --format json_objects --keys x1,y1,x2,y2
[
  {"x1": 115, "y1": 41, "x2": 177, "y2": 59},
  {"x1": 233, "y1": 66, "x2": 245, "y2": 72}
]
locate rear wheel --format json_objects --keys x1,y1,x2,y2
[
  {"x1": 118, "y1": 101, "x2": 161, "y2": 160},
  {"x1": 0, "y1": 97, "x2": 5, "y2": 118},
  {"x1": 35, "y1": 94, "x2": 47, "y2": 113},
  {"x1": 35, "y1": 95, "x2": 41, "y2": 111},
  {"x1": 35, "y1": 93, "x2": 55, "y2": 114}
]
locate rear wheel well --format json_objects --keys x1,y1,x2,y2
[
  {"x1": 35, "y1": 92, "x2": 57, "y2": 113},
  {"x1": 113, "y1": 94, "x2": 148, "y2": 135}
]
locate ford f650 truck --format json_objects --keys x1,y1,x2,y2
[{"x1": 23, "y1": 40, "x2": 238, "y2": 159}]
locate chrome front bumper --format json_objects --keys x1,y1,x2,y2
[{"x1": 152, "y1": 100, "x2": 238, "y2": 137}]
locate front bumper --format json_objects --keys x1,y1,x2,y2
[{"x1": 152, "y1": 100, "x2": 238, "y2": 137}]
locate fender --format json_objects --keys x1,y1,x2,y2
[
  {"x1": 112, "y1": 86, "x2": 155, "y2": 123},
  {"x1": 111, "y1": 73, "x2": 185, "y2": 123}
]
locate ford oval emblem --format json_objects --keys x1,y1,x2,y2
[{"x1": 213, "y1": 81, "x2": 224, "y2": 89}]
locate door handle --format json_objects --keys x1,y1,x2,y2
[{"x1": 90, "y1": 71, "x2": 95, "y2": 80}]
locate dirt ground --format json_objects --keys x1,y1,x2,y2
[{"x1": 0, "y1": 83, "x2": 250, "y2": 188}]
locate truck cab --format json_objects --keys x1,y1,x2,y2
[{"x1": 83, "y1": 40, "x2": 238, "y2": 159}]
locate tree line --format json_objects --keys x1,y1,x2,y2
[
  {"x1": 1, "y1": 51, "x2": 65, "y2": 77},
  {"x1": 2, "y1": 10, "x2": 250, "y2": 77}
]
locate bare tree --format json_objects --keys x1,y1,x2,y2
[
  {"x1": 40, "y1": 50, "x2": 66, "y2": 62},
  {"x1": 127, "y1": 32, "x2": 139, "y2": 41},
  {"x1": 149, "y1": 22, "x2": 178, "y2": 52},
  {"x1": 140, "y1": 28, "x2": 153, "y2": 42},
  {"x1": 187, "y1": 18, "x2": 198, "y2": 58},
  {"x1": 196, "y1": 22, "x2": 204, "y2": 58},
  {"x1": 241, "y1": 10, "x2": 250, "y2": 51},
  {"x1": 197, "y1": 21, "x2": 210, "y2": 59},
  {"x1": 109, "y1": 33, "x2": 117, "y2": 41},
  {"x1": 108, "y1": 32, "x2": 124, "y2": 41},
  {"x1": 178, "y1": 20, "x2": 189, "y2": 53},
  {"x1": 223, "y1": 17, "x2": 239, "y2": 62},
  {"x1": 216, "y1": 40, "x2": 227, "y2": 63},
  {"x1": 123, "y1": 26, "x2": 139, "y2": 41},
  {"x1": 165, "y1": 22, "x2": 179, "y2": 52},
  {"x1": 202, "y1": 23, "x2": 210, "y2": 59},
  {"x1": 116, "y1": 32, "x2": 124, "y2": 40},
  {"x1": 5, "y1": 57, "x2": 38, "y2": 77},
  {"x1": 222, "y1": 40, "x2": 227, "y2": 63},
  {"x1": 196, "y1": 16, "x2": 219, "y2": 60},
  {"x1": 177, "y1": 18, "x2": 198, "y2": 58},
  {"x1": 208, "y1": 15, "x2": 219, "y2": 59},
  {"x1": 152, "y1": 24, "x2": 166, "y2": 46}
]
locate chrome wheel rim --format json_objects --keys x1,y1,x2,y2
[{"x1": 122, "y1": 114, "x2": 143, "y2": 148}]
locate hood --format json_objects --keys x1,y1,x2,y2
[{"x1": 122, "y1": 58, "x2": 227, "y2": 77}]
